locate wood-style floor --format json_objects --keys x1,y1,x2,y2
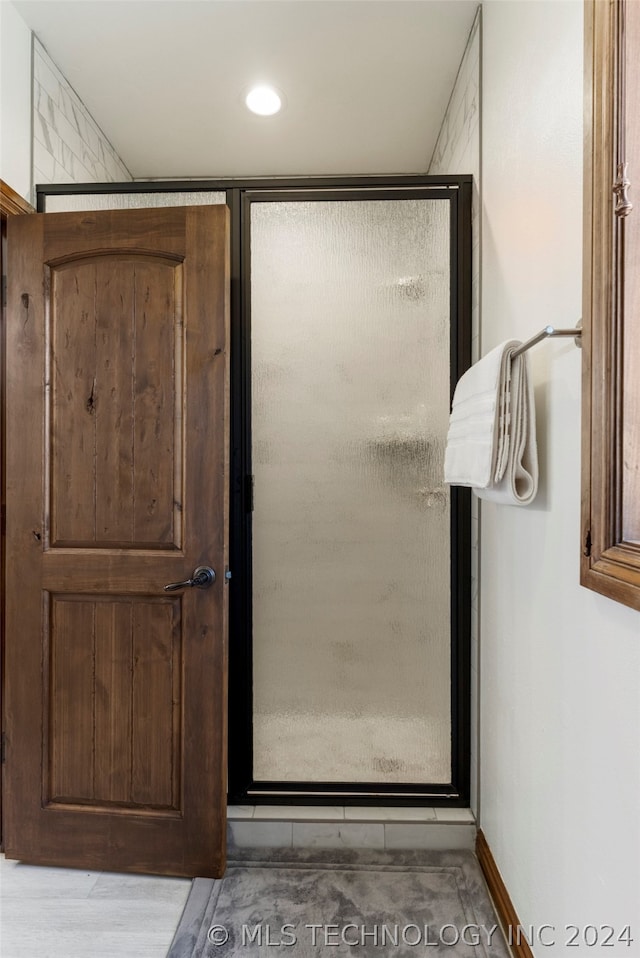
[{"x1": 0, "y1": 854, "x2": 190, "y2": 958}]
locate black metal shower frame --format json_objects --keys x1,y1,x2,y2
[{"x1": 37, "y1": 175, "x2": 473, "y2": 806}]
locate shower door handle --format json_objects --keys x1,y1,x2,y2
[{"x1": 164, "y1": 566, "x2": 216, "y2": 591}]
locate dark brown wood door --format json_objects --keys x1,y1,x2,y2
[{"x1": 3, "y1": 206, "x2": 229, "y2": 878}]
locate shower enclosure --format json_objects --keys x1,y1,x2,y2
[{"x1": 39, "y1": 176, "x2": 471, "y2": 805}]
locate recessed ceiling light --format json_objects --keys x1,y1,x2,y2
[{"x1": 245, "y1": 85, "x2": 283, "y2": 116}]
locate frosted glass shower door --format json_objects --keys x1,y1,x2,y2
[{"x1": 250, "y1": 196, "x2": 453, "y2": 785}]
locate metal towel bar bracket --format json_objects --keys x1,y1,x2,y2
[{"x1": 511, "y1": 320, "x2": 582, "y2": 358}]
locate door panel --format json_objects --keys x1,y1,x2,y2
[
  {"x1": 47, "y1": 595, "x2": 181, "y2": 811},
  {"x1": 49, "y1": 255, "x2": 184, "y2": 549},
  {"x1": 4, "y1": 206, "x2": 229, "y2": 877}
]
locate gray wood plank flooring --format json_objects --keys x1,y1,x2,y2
[{"x1": 0, "y1": 854, "x2": 190, "y2": 958}]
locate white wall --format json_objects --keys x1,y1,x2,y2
[
  {"x1": 481, "y1": 2, "x2": 640, "y2": 951},
  {"x1": 0, "y1": 1, "x2": 32, "y2": 200}
]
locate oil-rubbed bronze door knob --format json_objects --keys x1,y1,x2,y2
[{"x1": 164, "y1": 566, "x2": 216, "y2": 591}]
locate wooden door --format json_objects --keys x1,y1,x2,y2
[{"x1": 3, "y1": 205, "x2": 229, "y2": 878}]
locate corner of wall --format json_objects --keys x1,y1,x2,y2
[
  {"x1": 32, "y1": 37, "x2": 133, "y2": 191},
  {"x1": 427, "y1": 3, "x2": 482, "y2": 821}
]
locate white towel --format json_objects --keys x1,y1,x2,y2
[{"x1": 444, "y1": 340, "x2": 538, "y2": 506}]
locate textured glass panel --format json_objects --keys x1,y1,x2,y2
[
  {"x1": 251, "y1": 199, "x2": 451, "y2": 784},
  {"x1": 44, "y1": 191, "x2": 226, "y2": 212}
]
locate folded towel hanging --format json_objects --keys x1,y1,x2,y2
[{"x1": 443, "y1": 340, "x2": 538, "y2": 506}]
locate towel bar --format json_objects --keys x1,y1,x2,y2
[{"x1": 511, "y1": 321, "x2": 582, "y2": 358}]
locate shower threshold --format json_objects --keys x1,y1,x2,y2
[{"x1": 227, "y1": 805, "x2": 476, "y2": 851}]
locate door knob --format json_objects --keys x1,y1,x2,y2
[{"x1": 164, "y1": 566, "x2": 216, "y2": 592}]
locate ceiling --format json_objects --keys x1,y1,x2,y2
[{"x1": 13, "y1": 0, "x2": 478, "y2": 179}]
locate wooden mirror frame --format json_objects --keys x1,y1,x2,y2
[{"x1": 582, "y1": 0, "x2": 640, "y2": 610}]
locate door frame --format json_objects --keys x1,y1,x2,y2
[
  {"x1": 0, "y1": 180, "x2": 35, "y2": 850},
  {"x1": 35, "y1": 175, "x2": 472, "y2": 807}
]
